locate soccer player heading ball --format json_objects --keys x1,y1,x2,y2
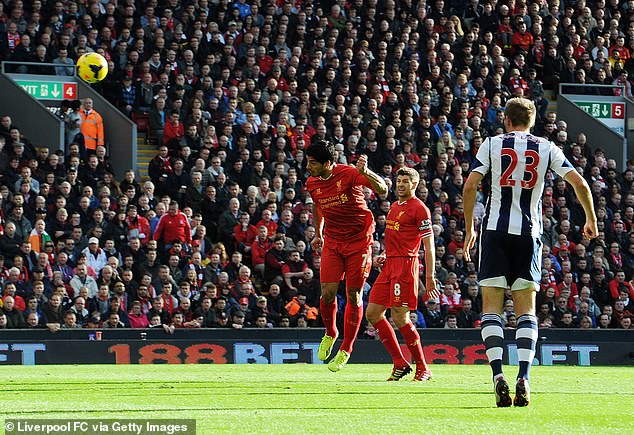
[
  {"x1": 305, "y1": 140, "x2": 388, "y2": 372},
  {"x1": 366, "y1": 167, "x2": 440, "y2": 382},
  {"x1": 463, "y1": 97, "x2": 598, "y2": 407}
]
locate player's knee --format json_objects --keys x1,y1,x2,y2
[
  {"x1": 320, "y1": 285, "x2": 337, "y2": 303},
  {"x1": 514, "y1": 307, "x2": 536, "y2": 317},
  {"x1": 320, "y1": 292, "x2": 335, "y2": 304},
  {"x1": 346, "y1": 288, "x2": 362, "y2": 304},
  {"x1": 391, "y1": 309, "x2": 409, "y2": 328},
  {"x1": 365, "y1": 308, "x2": 382, "y2": 325},
  {"x1": 392, "y1": 317, "x2": 409, "y2": 329}
]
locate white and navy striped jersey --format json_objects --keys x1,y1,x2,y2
[{"x1": 471, "y1": 132, "x2": 574, "y2": 237}]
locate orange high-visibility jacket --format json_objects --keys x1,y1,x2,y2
[
  {"x1": 80, "y1": 109, "x2": 104, "y2": 150},
  {"x1": 284, "y1": 297, "x2": 319, "y2": 320}
]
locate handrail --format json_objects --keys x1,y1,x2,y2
[
  {"x1": 1, "y1": 60, "x2": 78, "y2": 75},
  {"x1": 559, "y1": 82, "x2": 625, "y2": 95}
]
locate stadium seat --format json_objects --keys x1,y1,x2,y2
[{"x1": 133, "y1": 112, "x2": 149, "y2": 134}]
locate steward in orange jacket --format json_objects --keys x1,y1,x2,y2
[
  {"x1": 80, "y1": 98, "x2": 104, "y2": 151},
  {"x1": 284, "y1": 295, "x2": 319, "y2": 321}
]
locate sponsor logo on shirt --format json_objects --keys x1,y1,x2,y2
[
  {"x1": 319, "y1": 193, "x2": 349, "y2": 210},
  {"x1": 386, "y1": 219, "x2": 400, "y2": 231}
]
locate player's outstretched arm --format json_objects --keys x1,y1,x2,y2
[
  {"x1": 356, "y1": 154, "x2": 388, "y2": 195},
  {"x1": 564, "y1": 170, "x2": 598, "y2": 240},
  {"x1": 463, "y1": 171, "x2": 485, "y2": 262}
]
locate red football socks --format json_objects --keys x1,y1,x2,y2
[
  {"x1": 320, "y1": 298, "x2": 338, "y2": 338},
  {"x1": 399, "y1": 322, "x2": 427, "y2": 367},
  {"x1": 374, "y1": 317, "x2": 407, "y2": 366},
  {"x1": 340, "y1": 302, "x2": 363, "y2": 354}
]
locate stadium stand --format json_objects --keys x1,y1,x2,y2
[{"x1": 1, "y1": 0, "x2": 633, "y2": 332}]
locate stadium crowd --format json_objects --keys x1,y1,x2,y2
[{"x1": 1, "y1": 0, "x2": 634, "y2": 332}]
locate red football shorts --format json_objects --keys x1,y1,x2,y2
[
  {"x1": 369, "y1": 257, "x2": 419, "y2": 309},
  {"x1": 320, "y1": 236, "x2": 373, "y2": 289}
]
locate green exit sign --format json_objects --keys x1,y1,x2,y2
[
  {"x1": 574, "y1": 101, "x2": 624, "y2": 119},
  {"x1": 15, "y1": 80, "x2": 77, "y2": 100}
]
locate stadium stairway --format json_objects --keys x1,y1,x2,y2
[
  {"x1": 136, "y1": 135, "x2": 154, "y2": 181},
  {"x1": 545, "y1": 89, "x2": 557, "y2": 114}
]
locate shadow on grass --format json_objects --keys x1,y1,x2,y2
[{"x1": 2, "y1": 404, "x2": 494, "y2": 416}]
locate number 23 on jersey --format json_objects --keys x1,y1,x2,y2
[{"x1": 500, "y1": 148, "x2": 540, "y2": 189}]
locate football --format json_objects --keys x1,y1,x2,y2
[{"x1": 76, "y1": 52, "x2": 109, "y2": 84}]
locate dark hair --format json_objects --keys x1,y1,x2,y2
[
  {"x1": 305, "y1": 140, "x2": 337, "y2": 164},
  {"x1": 396, "y1": 167, "x2": 420, "y2": 184}
]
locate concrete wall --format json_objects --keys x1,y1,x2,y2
[
  {"x1": 558, "y1": 94, "x2": 627, "y2": 169},
  {"x1": 0, "y1": 74, "x2": 64, "y2": 151}
]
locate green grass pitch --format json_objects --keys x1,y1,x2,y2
[{"x1": 1, "y1": 365, "x2": 632, "y2": 434}]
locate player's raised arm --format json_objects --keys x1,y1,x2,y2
[
  {"x1": 463, "y1": 170, "x2": 485, "y2": 262},
  {"x1": 356, "y1": 154, "x2": 388, "y2": 195},
  {"x1": 563, "y1": 170, "x2": 598, "y2": 240}
]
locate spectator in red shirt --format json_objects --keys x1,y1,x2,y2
[
  {"x1": 256, "y1": 45, "x2": 273, "y2": 75},
  {"x1": 126, "y1": 205, "x2": 151, "y2": 246},
  {"x1": 251, "y1": 226, "x2": 273, "y2": 277},
  {"x1": 509, "y1": 68, "x2": 529, "y2": 97},
  {"x1": 256, "y1": 209, "x2": 277, "y2": 238},
  {"x1": 2, "y1": 283, "x2": 26, "y2": 312},
  {"x1": 162, "y1": 110, "x2": 184, "y2": 151},
  {"x1": 153, "y1": 201, "x2": 192, "y2": 250},
  {"x1": 440, "y1": 282, "x2": 462, "y2": 314},
  {"x1": 233, "y1": 212, "x2": 258, "y2": 254},
  {"x1": 557, "y1": 271, "x2": 578, "y2": 300},
  {"x1": 609, "y1": 36, "x2": 631, "y2": 61},
  {"x1": 511, "y1": 21, "x2": 533, "y2": 55},
  {"x1": 609, "y1": 269, "x2": 634, "y2": 302},
  {"x1": 128, "y1": 301, "x2": 150, "y2": 328},
  {"x1": 447, "y1": 230, "x2": 465, "y2": 255},
  {"x1": 281, "y1": 249, "x2": 308, "y2": 299},
  {"x1": 496, "y1": 14, "x2": 513, "y2": 53}
]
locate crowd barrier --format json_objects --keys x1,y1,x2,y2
[{"x1": 0, "y1": 329, "x2": 632, "y2": 366}]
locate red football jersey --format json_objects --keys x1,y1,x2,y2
[
  {"x1": 384, "y1": 197, "x2": 432, "y2": 257},
  {"x1": 306, "y1": 164, "x2": 374, "y2": 242}
]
